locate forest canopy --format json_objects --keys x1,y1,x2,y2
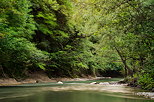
[{"x1": 0, "y1": 0, "x2": 154, "y2": 90}]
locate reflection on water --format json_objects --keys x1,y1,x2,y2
[{"x1": 0, "y1": 79, "x2": 153, "y2": 102}]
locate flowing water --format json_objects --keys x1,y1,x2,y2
[{"x1": 0, "y1": 78, "x2": 153, "y2": 102}]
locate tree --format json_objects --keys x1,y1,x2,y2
[{"x1": 0, "y1": 0, "x2": 49, "y2": 78}]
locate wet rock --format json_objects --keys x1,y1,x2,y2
[
  {"x1": 90, "y1": 82, "x2": 97, "y2": 84},
  {"x1": 99, "y1": 82, "x2": 110, "y2": 85},
  {"x1": 57, "y1": 81, "x2": 63, "y2": 84},
  {"x1": 136, "y1": 92, "x2": 154, "y2": 99}
]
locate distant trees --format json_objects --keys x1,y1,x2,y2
[
  {"x1": 89, "y1": 0, "x2": 154, "y2": 90},
  {"x1": 70, "y1": 0, "x2": 154, "y2": 89}
]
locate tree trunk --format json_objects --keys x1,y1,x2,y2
[
  {"x1": 114, "y1": 46, "x2": 133, "y2": 77},
  {"x1": 0, "y1": 65, "x2": 7, "y2": 78}
]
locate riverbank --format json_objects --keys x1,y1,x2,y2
[
  {"x1": 0, "y1": 71, "x2": 112, "y2": 86},
  {"x1": 118, "y1": 79, "x2": 154, "y2": 99},
  {"x1": 0, "y1": 77, "x2": 112, "y2": 86}
]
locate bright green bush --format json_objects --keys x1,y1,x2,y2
[{"x1": 138, "y1": 73, "x2": 154, "y2": 90}]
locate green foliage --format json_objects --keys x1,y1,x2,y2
[
  {"x1": 47, "y1": 39, "x2": 91, "y2": 77},
  {"x1": 0, "y1": 0, "x2": 49, "y2": 78},
  {"x1": 0, "y1": 37, "x2": 49, "y2": 78},
  {"x1": 0, "y1": 0, "x2": 153, "y2": 86},
  {"x1": 138, "y1": 73, "x2": 154, "y2": 90},
  {"x1": 36, "y1": 63, "x2": 46, "y2": 71},
  {"x1": 0, "y1": 0, "x2": 36, "y2": 39},
  {"x1": 91, "y1": 0, "x2": 154, "y2": 89}
]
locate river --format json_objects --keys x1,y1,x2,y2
[{"x1": 0, "y1": 78, "x2": 153, "y2": 102}]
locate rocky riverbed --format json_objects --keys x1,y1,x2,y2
[{"x1": 136, "y1": 92, "x2": 154, "y2": 99}]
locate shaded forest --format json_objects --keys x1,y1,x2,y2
[{"x1": 0, "y1": 0, "x2": 154, "y2": 90}]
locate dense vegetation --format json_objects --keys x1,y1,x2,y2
[{"x1": 0, "y1": 0, "x2": 154, "y2": 90}]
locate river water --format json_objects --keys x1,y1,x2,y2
[{"x1": 0, "y1": 78, "x2": 153, "y2": 102}]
